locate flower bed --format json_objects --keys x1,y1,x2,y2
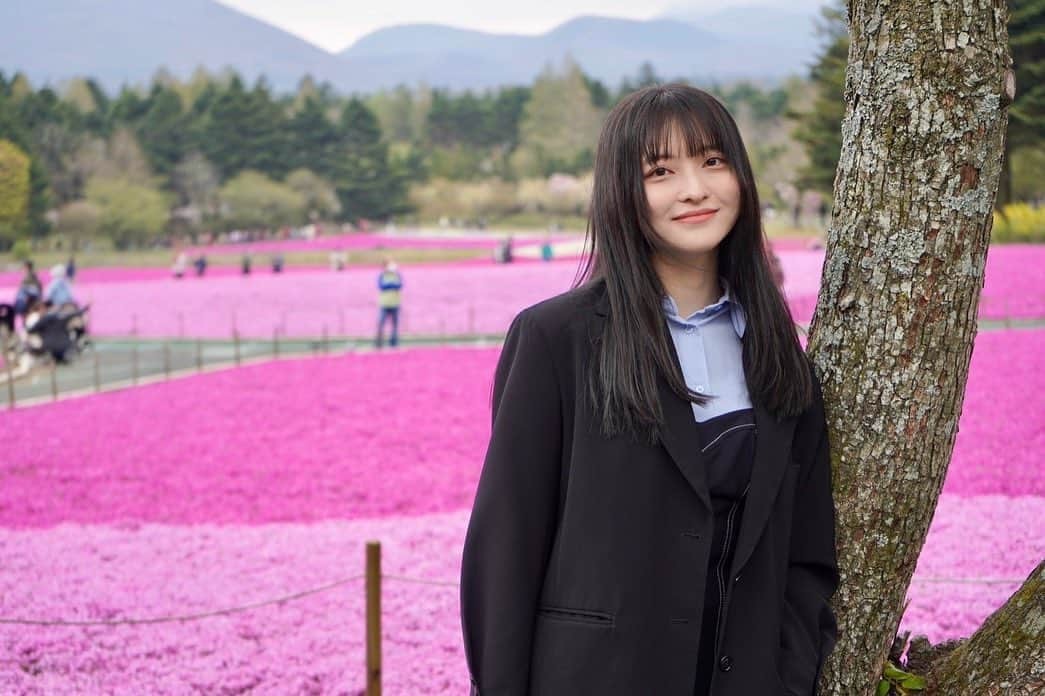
[
  {"x1": 0, "y1": 348, "x2": 498, "y2": 528},
  {"x1": 4, "y1": 244, "x2": 1039, "y2": 339},
  {"x1": 0, "y1": 332, "x2": 1041, "y2": 530},
  {"x1": 0, "y1": 331, "x2": 1041, "y2": 693},
  {"x1": 0, "y1": 495, "x2": 1040, "y2": 694}
]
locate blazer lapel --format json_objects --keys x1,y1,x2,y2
[
  {"x1": 592, "y1": 284, "x2": 713, "y2": 512},
  {"x1": 656, "y1": 375, "x2": 713, "y2": 514},
  {"x1": 729, "y1": 404, "x2": 797, "y2": 576}
]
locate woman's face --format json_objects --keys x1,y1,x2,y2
[{"x1": 642, "y1": 130, "x2": 741, "y2": 263}]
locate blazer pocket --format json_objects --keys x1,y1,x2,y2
[{"x1": 536, "y1": 605, "x2": 615, "y2": 627}]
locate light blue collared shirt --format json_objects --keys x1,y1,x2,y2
[{"x1": 662, "y1": 279, "x2": 752, "y2": 422}]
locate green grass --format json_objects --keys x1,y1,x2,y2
[{"x1": 0, "y1": 246, "x2": 487, "y2": 271}]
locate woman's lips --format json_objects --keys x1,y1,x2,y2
[{"x1": 673, "y1": 209, "x2": 718, "y2": 223}]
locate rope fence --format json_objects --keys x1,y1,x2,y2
[
  {"x1": 0, "y1": 574, "x2": 368, "y2": 627},
  {"x1": 0, "y1": 538, "x2": 1035, "y2": 694},
  {"x1": 0, "y1": 571, "x2": 1022, "y2": 628}
]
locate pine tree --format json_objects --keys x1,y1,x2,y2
[
  {"x1": 196, "y1": 76, "x2": 288, "y2": 180},
  {"x1": 999, "y1": 0, "x2": 1044, "y2": 204},
  {"x1": 790, "y1": 3, "x2": 849, "y2": 194},
  {"x1": 335, "y1": 98, "x2": 408, "y2": 222},
  {"x1": 137, "y1": 85, "x2": 191, "y2": 178},
  {"x1": 286, "y1": 97, "x2": 342, "y2": 180}
]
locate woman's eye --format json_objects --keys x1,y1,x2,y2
[
  {"x1": 649, "y1": 167, "x2": 669, "y2": 177},
  {"x1": 706, "y1": 157, "x2": 726, "y2": 167}
]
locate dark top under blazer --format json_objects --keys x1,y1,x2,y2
[{"x1": 460, "y1": 279, "x2": 840, "y2": 696}]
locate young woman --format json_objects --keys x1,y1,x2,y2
[{"x1": 461, "y1": 84, "x2": 839, "y2": 696}]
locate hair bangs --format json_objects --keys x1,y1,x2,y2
[{"x1": 638, "y1": 92, "x2": 730, "y2": 167}]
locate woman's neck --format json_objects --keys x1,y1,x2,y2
[{"x1": 651, "y1": 251, "x2": 721, "y2": 317}]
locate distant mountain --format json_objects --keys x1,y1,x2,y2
[
  {"x1": 338, "y1": 13, "x2": 816, "y2": 90},
  {"x1": 662, "y1": 4, "x2": 821, "y2": 41},
  {"x1": 0, "y1": 1, "x2": 821, "y2": 94},
  {"x1": 0, "y1": 0, "x2": 347, "y2": 91}
]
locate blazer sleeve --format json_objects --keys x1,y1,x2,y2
[
  {"x1": 460, "y1": 309, "x2": 563, "y2": 696},
  {"x1": 779, "y1": 371, "x2": 840, "y2": 696}
]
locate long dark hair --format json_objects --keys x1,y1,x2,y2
[{"x1": 574, "y1": 83, "x2": 812, "y2": 443}]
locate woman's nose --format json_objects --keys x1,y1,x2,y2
[{"x1": 677, "y1": 170, "x2": 710, "y2": 202}]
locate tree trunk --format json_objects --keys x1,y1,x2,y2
[
  {"x1": 807, "y1": 0, "x2": 1018, "y2": 693},
  {"x1": 927, "y1": 560, "x2": 1045, "y2": 694}
]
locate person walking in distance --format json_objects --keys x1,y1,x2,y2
[{"x1": 375, "y1": 259, "x2": 402, "y2": 349}]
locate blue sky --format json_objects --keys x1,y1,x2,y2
[{"x1": 216, "y1": 0, "x2": 826, "y2": 53}]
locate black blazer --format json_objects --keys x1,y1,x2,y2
[{"x1": 461, "y1": 280, "x2": 839, "y2": 696}]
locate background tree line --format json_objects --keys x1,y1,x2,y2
[
  {"x1": 791, "y1": 0, "x2": 1043, "y2": 243},
  {"x1": 0, "y1": 58, "x2": 805, "y2": 251},
  {"x1": 0, "y1": 1, "x2": 1039, "y2": 253}
]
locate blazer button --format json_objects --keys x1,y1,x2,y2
[{"x1": 718, "y1": 655, "x2": 733, "y2": 672}]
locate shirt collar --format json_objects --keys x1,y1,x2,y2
[{"x1": 661, "y1": 277, "x2": 747, "y2": 338}]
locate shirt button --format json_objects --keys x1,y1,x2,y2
[
  {"x1": 719, "y1": 655, "x2": 733, "y2": 672},
  {"x1": 685, "y1": 326, "x2": 696, "y2": 334},
  {"x1": 696, "y1": 384, "x2": 706, "y2": 391}
]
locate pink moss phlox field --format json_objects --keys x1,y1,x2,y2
[
  {"x1": 0, "y1": 331, "x2": 1041, "y2": 529},
  {"x1": 0, "y1": 349, "x2": 497, "y2": 528},
  {"x1": 899, "y1": 495, "x2": 1045, "y2": 644},
  {"x1": 36, "y1": 260, "x2": 584, "y2": 338},
  {"x1": 0, "y1": 513, "x2": 473, "y2": 695},
  {"x1": 0, "y1": 252, "x2": 834, "y2": 338},
  {"x1": 0, "y1": 255, "x2": 556, "y2": 289},
  {"x1": 942, "y1": 328, "x2": 1045, "y2": 496},
  {"x1": 4, "y1": 244, "x2": 1039, "y2": 338},
  {"x1": 1, "y1": 495, "x2": 1041, "y2": 693}
]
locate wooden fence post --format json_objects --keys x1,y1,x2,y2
[
  {"x1": 5, "y1": 358, "x2": 15, "y2": 409},
  {"x1": 132, "y1": 339, "x2": 139, "y2": 386},
  {"x1": 366, "y1": 541, "x2": 382, "y2": 696}
]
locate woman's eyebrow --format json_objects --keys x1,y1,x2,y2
[{"x1": 646, "y1": 151, "x2": 677, "y2": 163}]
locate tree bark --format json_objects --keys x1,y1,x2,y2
[
  {"x1": 927, "y1": 560, "x2": 1045, "y2": 694},
  {"x1": 807, "y1": 0, "x2": 1018, "y2": 693}
]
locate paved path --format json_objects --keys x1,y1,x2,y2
[{"x1": 3, "y1": 318, "x2": 1043, "y2": 407}]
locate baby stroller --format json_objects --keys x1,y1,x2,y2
[{"x1": 25, "y1": 303, "x2": 91, "y2": 363}]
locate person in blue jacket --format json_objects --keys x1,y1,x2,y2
[
  {"x1": 375, "y1": 259, "x2": 403, "y2": 348},
  {"x1": 44, "y1": 264, "x2": 76, "y2": 307}
]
